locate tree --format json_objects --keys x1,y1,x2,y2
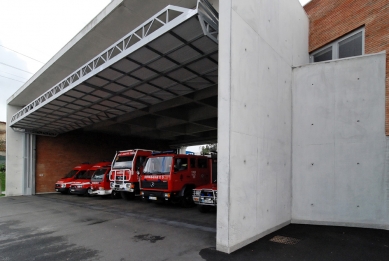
[{"x1": 201, "y1": 144, "x2": 217, "y2": 155}]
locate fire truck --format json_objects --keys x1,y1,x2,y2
[
  {"x1": 109, "y1": 149, "x2": 153, "y2": 200},
  {"x1": 140, "y1": 152, "x2": 211, "y2": 207},
  {"x1": 89, "y1": 162, "x2": 120, "y2": 198},
  {"x1": 55, "y1": 163, "x2": 92, "y2": 194},
  {"x1": 70, "y1": 161, "x2": 111, "y2": 196},
  {"x1": 192, "y1": 154, "x2": 217, "y2": 212}
]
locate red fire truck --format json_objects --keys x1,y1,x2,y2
[
  {"x1": 70, "y1": 161, "x2": 111, "y2": 196},
  {"x1": 109, "y1": 149, "x2": 153, "y2": 200},
  {"x1": 192, "y1": 155, "x2": 217, "y2": 212},
  {"x1": 140, "y1": 152, "x2": 211, "y2": 207},
  {"x1": 89, "y1": 162, "x2": 121, "y2": 198},
  {"x1": 55, "y1": 163, "x2": 92, "y2": 194}
]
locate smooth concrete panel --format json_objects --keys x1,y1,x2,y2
[
  {"x1": 293, "y1": 63, "x2": 335, "y2": 146},
  {"x1": 292, "y1": 53, "x2": 389, "y2": 229},
  {"x1": 290, "y1": 1, "x2": 309, "y2": 66},
  {"x1": 216, "y1": 0, "x2": 232, "y2": 253},
  {"x1": 229, "y1": 131, "x2": 259, "y2": 243},
  {"x1": 217, "y1": 0, "x2": 307, "y2": 253},
  {"x1": 292, "y1": 143, "x2": 336, "y2": 221},
  {"x1": 231, "y1": 0, "x2": 309, "y2": 67},
  {"x1": 5, "y1": 105, "x2": 24, "y2": 196}
]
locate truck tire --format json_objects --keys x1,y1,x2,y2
[
  {"x1": 198, "y1": 205, "x2": 210, "y2": 213},
  {"x1": 181, "y1": 187, "x2": 195, "y2": 208},
  {"x1": 121, "y1": 191, "x2": 135, "y2": 200},
  {"x1": 111, "y1": 190, "x2": 121, "y2": 199}
]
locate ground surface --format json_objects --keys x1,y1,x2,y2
[{"x1": 0, "y1": 194, "x2": 388, "y2": 261}]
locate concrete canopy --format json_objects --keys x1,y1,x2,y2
[{"x1": 8, "y1": 0, "x2": 219, "y2": 147}]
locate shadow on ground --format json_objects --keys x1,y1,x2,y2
[{"x1": 200, "y1": 224, "x2": 389, "y2": 261}]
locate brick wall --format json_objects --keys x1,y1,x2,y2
[
  {"x1": 304, "y1": 0, "x2": 389, "y2": 134},
  {"x1": 35, "y1": 130, "x2": 170, "y2": 193}
]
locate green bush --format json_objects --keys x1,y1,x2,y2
[{"x1": 0, "y1": 163, "x2": 5, "y2": 195}]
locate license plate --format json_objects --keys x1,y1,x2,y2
[
  {"x1": 193, "y1": 196, "x2": 199, "y2": 202},
  {"x1": 55, "y1": 189, "x2": 58, "y2": 191},
  {"x1": 149, "y1": 196, "x2": 157, "y2": 200},
  {"x1": 70, "y1": 189, "x2": 75, "y2": 192}
]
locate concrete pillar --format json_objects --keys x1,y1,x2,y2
[{"x1": 6, "y1": 105, "x2": 25, "y2": 196}]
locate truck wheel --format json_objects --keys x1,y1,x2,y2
[
  {"x1": 181, "y1": 188, "x2": 195, "y2": 208},
  {"x1": 111, "y1": 190, "x2": 121, "y2": 199},
  {"x1": 121, "y1": 191, "x2": 135, "y2": 200},
  {"x1": 198, "y1": 205, "x2": 210, "y2": 213}
]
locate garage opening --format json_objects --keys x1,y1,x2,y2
[{"x1": 9, "y1": 0, "x2": 219, "y2": 193}]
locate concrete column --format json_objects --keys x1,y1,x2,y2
[
  {"x1": 6, "y1": 105, "x2": 25, "y2": 196},
  {"x1": 216, "y1": 0, "x2": 232, "y2": 253}
]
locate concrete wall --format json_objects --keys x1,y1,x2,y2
[
  {"x1": 217, "y1": 0, "x2": 309, "y2": 253},
  {"x1": 292, "y1": 52, "x2": 389, "y2": 229},
  {"x1": 6, "y1": 105, "x2": 25, "y2": 196}
]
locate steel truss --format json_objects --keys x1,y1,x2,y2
[{"x1": 10, "y1": 0, "x2": 219, "y2": 136}]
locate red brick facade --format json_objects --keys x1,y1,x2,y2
[
  {"x1": 35, "y1": 131, "x2": 170, "y2": 193},
  {"x1": 304, "y1": 0, "x2": 389, "y2": 134}
]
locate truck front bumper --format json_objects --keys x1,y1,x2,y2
[
  {"x1": 69, "y1": 188, "x2": 88, "y2": 195},
  {"x1": 55, "y1": 188, "x2": 69, "y2": 193},
  {"x1": 90, "y1": 189, "x2": 112, "y2": 195},
  {"x1": 111, "y1": 182, "x2": 135, "y2": 192},
  {"x1": 141, "y1": 191, "x2": 176, "y2": 201}
]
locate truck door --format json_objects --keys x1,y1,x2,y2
[{"x1": 173, "y1": 157, "x2": 188, "y2": 191}]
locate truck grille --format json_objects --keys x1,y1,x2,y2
[{"x1": 141, "y1": 181, "x2": 168, "y2": 189}]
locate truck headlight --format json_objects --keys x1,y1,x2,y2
[
  {"x1": 193, "y1": 190, "x2": 200, "y2": 196},
  {"x1": 110, "y1": 182, "x2": 114, "y2": 188}
]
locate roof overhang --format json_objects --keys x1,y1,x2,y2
[{"x1": 9, "y1": 0, "x2": 219, "y2": 145}]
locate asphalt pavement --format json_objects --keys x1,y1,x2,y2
[{"x1": 0, "y1": 194, "x2": 388, "y2": 261}]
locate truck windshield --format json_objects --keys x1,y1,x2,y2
[
  {"x1": 113, "y1": 155, "x2": 134, "y2": 169},
  {"x1": 77, "y1": 170, "x2": 94, "y2": 179},
  {"x1": 91, "y1": 168, "x2": 109, "y2": 181},
  {"x1": 143, "y1": 157, "x2": 172, "y2": 174},
  {"x1": 64, "y1": 169, "x2": 77, "y2": 178}
]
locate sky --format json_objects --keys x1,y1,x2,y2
[{"x1": 0, "y1": 0, "x2": 311, "y2": 152}]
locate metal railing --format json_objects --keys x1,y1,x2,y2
[{"x1": 10, "y1": 5, "x2": 194, "y2": 128}]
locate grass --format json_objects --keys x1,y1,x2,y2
[{"x1": 0, "y1": 169, "x2": 5, "y2": 197}]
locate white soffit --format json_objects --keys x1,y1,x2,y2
[{"x1": 10, "y1": 0, "x2": 218, "y2": 137}]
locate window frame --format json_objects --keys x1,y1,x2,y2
[{"x1": 310, "y1": 27, "x2": 365, "y2": 63}]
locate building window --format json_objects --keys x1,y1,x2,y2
[{"x1": 310, "y1": 28, "x2": 365, "y2": 63}]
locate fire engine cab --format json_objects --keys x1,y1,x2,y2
[
  {"x1": 55, "y1": 163, "x2": 92, "y2": 194},
  {"x1": 70, "y1": 161, "x2": 111, "y2": 196},
  {"x1": 109, "y1": 149, "x2": 153, "y2": 200},
  {"x1": 140, "y1": 152, "x2": 211, "y2": 207},
  {"x1": 89, "y1": 162, "x2": 120, "y2": 198}
]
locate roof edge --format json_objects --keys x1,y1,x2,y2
[{"x1": 7, "y1": 0, "x2": 124, "y2": 105}]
